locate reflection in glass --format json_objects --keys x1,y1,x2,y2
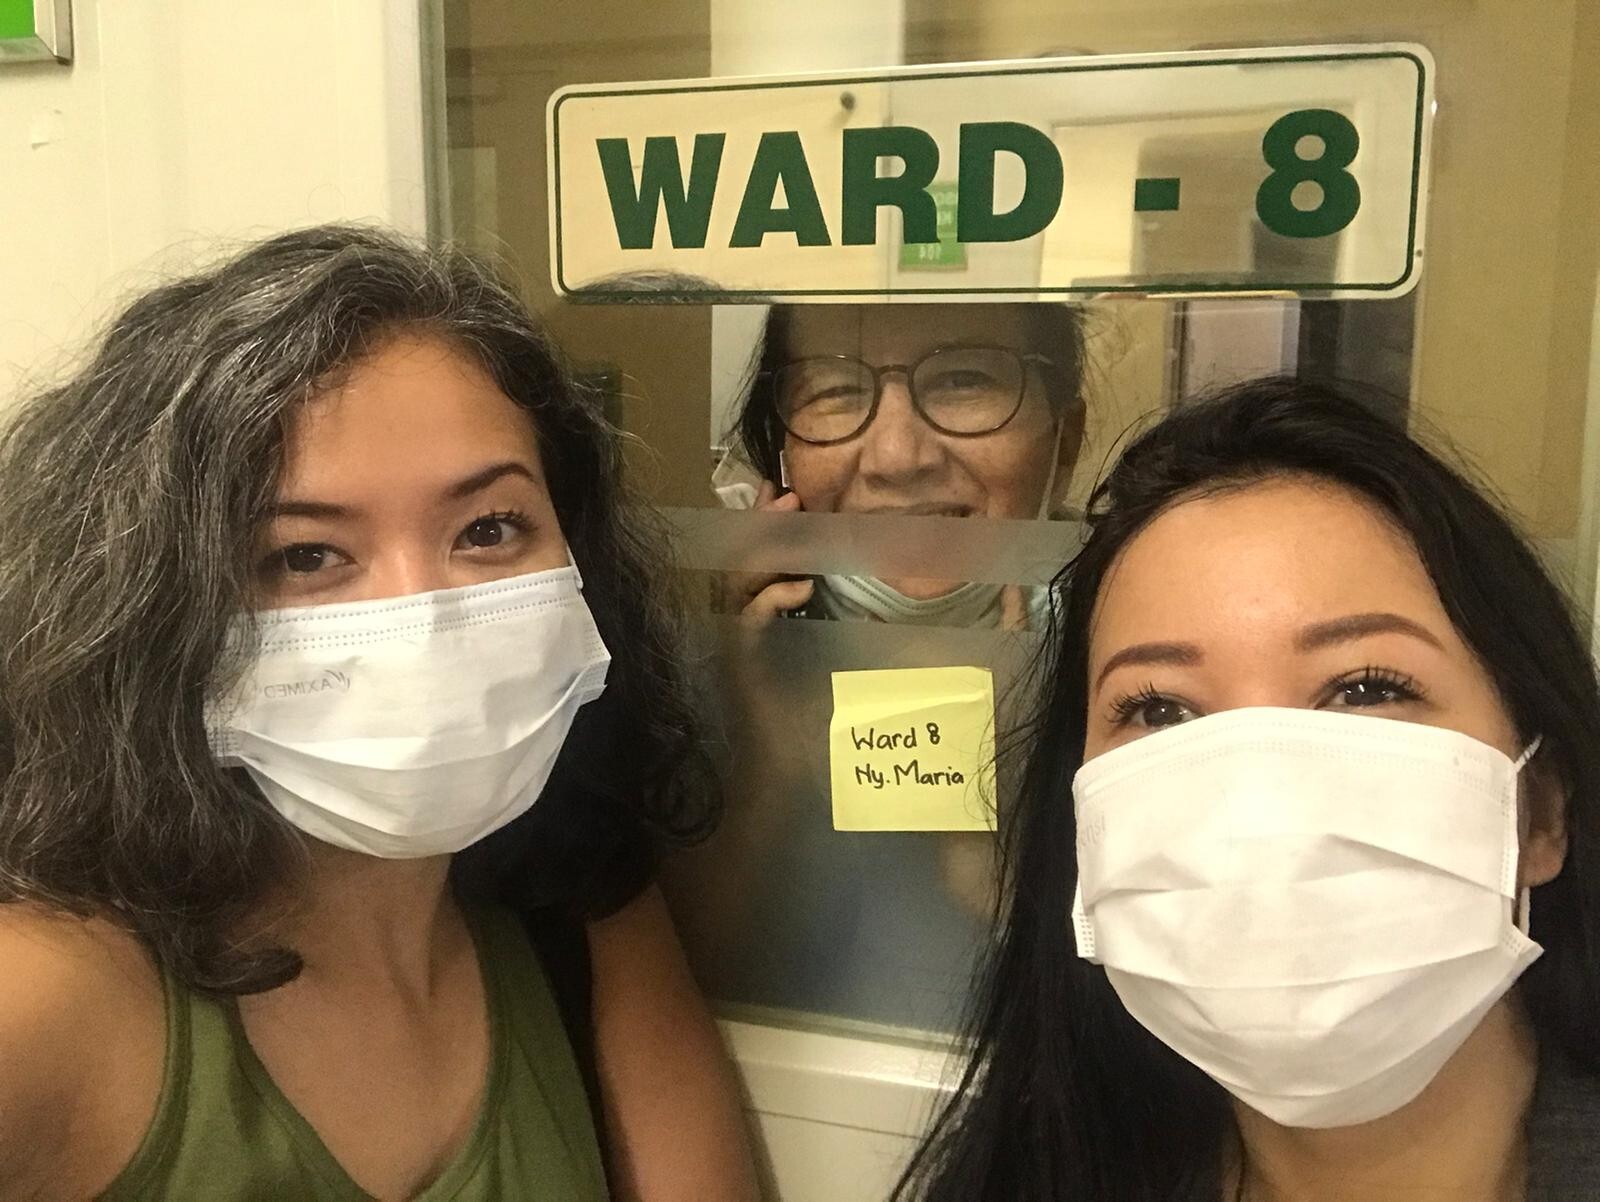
[
  {"x1": 775, "y1": 346, "x2": 1055, "y2": 443},
  {"x1": 664, "y1": 612, "x2": 1037, "y2": 1033},
  {"x1": 715, "y1": 302, "x2": 1087, "y2": 629}
]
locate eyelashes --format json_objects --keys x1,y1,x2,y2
[
  {"x1": 458, "y1": 509, "x2": 535, "y2": 550},
  {"x1": 1319, "y1": 664, "x2": 1428, "y2": 708},
  {"x1": 471, "y1": 508, "x2": 532, "y2": 529},
  {"x1": 257, "y1": 543, "x2": 338, "y2": 579},
  {"x1": 1103, "y1": 665, "x2": 1430, "y2": 730},
  {"x1": 256, "y1": 508, "x2": 539, "y2": 580},
  {"x1": 1105, "y1": 683, "x2": 1194, "y2": 731},
  {"x1": 1107, "y1": 683, "x2": 1167, "y2": 724}
]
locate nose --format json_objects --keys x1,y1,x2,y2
[
  {"x1": 857, "y1": 375, "x2": 944, "y2": 485},
  {"x1": 363, "y1": 547, "x2": 452, "y2": 601}
]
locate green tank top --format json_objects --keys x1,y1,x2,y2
[{"x1": 99, "y1": 905, "x2": 608, "y2": 1201}]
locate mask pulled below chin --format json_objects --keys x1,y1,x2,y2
[{"x1": 814, "y1": 574, "x2": 1007, "y2": 626}]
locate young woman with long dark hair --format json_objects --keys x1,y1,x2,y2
[{"x1": 897, "y1": 378, "x2": 1600, "y2": 1201}]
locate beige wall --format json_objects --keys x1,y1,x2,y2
[
  {"x1": 905, "y1": 0, "x2": 1600, "y2": 541},
  {"x1": 454, "y1": 1, "x2": 1600, "y2": 540},
  {"x1": 445, "y1": 0, "x2": 715, "y2": 507},
  {"x1": 0, "y1": 0, "x2": 428, "y2": 402}
]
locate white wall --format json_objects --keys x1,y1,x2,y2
[
  {"x1": 722, "y1": 1019, "x2": 956, "y2": 1202},
  {"x1": 0, "y1": 0, "x2": 427, "y2": 400}
]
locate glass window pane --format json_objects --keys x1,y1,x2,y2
[{"x1": 438, "y1": 0, "x2": 1600, "y2": 1042}]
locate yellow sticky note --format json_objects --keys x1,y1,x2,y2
[{"x1": 829, "y1": 666, "x2": 996, "y2": 832}]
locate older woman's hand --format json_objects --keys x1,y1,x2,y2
[{"x1": 712, "y1": 481, "x2": 815, "y2": 625}]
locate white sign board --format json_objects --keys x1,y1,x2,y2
[{"x1": 549, "y1": 45, "x2": 1433, "y2": 301}]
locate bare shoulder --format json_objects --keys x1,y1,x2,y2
[
  {"x1": 0, "y1": 899, "x2": 158, "y2": 1025},
  {"x1": 0, "y1": 903, "x2": 164, "y2": 1195}
]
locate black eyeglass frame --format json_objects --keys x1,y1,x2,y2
[{"x1": 766, "y1": 345, "x2": 1061, "y2": 447}]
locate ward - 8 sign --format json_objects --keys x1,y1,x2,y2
[{"x1": 549, "y1": 45, "x2": 1433, "y2": 302}]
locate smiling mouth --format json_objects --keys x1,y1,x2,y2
[{"x1": 859, "y1": 503, "x2": 976, "y2": 517}]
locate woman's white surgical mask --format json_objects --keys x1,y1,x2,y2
[
  {"x1": 1071, "y1": 706, "x2": 1542, "y2": 1129},
  {"x1": 206, "y1": 565, "x2": 610, "y2": 859}
]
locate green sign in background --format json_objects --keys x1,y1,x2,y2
[
  {"x1": 0, "y1": 0, "x2": 35, "y2": 41},
  {"x1": 899, "y1": 182, "x2": 968, "y2": 271}
]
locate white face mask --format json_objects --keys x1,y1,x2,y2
[
  {"x1": 206, "y1": 565, "x2": 610, "y2": 859},
  {"x1": 814, "y1": 575, "x2": 1007, "y2": 626},
  {"x1": 1071, "y1": 706, "x2": 1543, "y2": 1129},
  {"x1": 797, "y1": 418, "x2": 1067, "y2": 627}
]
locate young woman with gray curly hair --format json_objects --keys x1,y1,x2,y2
[{"x1": 0, "y1": 225, "x2": 758, "y2": 1201}]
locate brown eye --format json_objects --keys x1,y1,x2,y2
[
  {"x1": 281, "y1": 545, "x2": 329, "y2": 574},
  {"x1": 456, "y1": 510, "x2": 533, "y2": 554},
  {"x1": 1323, "y1": 667, "x2": 1426, "y2": 711},
  {"x1": 1137, "y1": 698, "x2": 1193, "y2": 728},
  {"x1": 463, "y1": 517, "x2": 506, "y2": 548},
  {"x1": 1337, "y1": 679, "x2": 1400, "y2": 706},
  {"x1": 1108, "y1": 687, "x2": 1198, "y2": 730}
]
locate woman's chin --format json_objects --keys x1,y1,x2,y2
[{"x1": 879, "y1": 576, "x2": 964, "y2": 600}]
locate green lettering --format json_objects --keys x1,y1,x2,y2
[
  {"x1": 729, "y1": 131, "x2": 832, "y2": 249},
  {"x1": 956, "y1": 121, "x2": 1062, "y2": 243},
  {"x1": 1255, "y1": 109, "x2": 1361, "y2": 238},
  {"x1": 596, "y1": 133, "x2": 725, "y2": 251},
  {"x1": 841, "y1": 126, "x2": 940, "y2": 246}
]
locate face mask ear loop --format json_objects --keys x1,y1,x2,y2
[
  {"x1": 779, "y1": 448, "x2": 792, "y2": 491},
  {"x1": 1511, "y1": 735, "x2": 1543, "y2": 935},
  {"x1": 569, "y1": 550, "x2": 585, "y2": 590}
]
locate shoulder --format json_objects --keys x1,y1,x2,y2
[
  {"x1": 0, "y1": 902, "x2": 138, "y2": 1083},
  {"x1": 0, "y1": 901, "x2": 159, "y2": 1032},
  {"x1": 0, "y1": 903, "x2": 164, "y2": 1194},
  {"x1": 584, "y1": 887, "x2": 761, "y2": 1200}
]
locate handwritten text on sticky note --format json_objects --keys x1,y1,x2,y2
[{"x1": 829, "y1": 666, "x2": 996, "y2": 832}]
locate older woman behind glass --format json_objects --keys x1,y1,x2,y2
[
  {"x1": 0, "y1": 226, "x2": 757, "y2": 1201},
  {"x1": 718, "y1": 301, "x2": 1087, "y2": 626}
]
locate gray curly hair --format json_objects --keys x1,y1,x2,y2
[{"x1": 0, "y1": 224, "x2": 714, "y2": 993}]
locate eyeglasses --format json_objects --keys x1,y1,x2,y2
[{"x1": 771, "y1": 345, "x2": 1057, "y2": 446}]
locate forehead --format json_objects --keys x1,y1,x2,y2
[
  {"x1": 1091, "y1": 477, "x2": 1449, "y2": 654},
  {"x1": 781, "y1": 304, "x2": 1033, "y2": 361},
  {"x1": 281, "y1": 333, "x2": 544, "y2": 489}
]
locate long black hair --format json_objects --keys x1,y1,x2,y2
[
  {"x1": 731, "y1": 303, "x2": 1089, "y2": 485},
  {"x1": 0, "y1": 224, "x2": 715, "y2": 993},
  {"x1": 895, "y1": 377, "x2": 1600, "y2": 1200}
]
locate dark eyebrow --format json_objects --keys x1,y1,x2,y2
[
  {"x1": 1094, "y1": 641, "x2": 1203, "y2": 691},
  {"x1": 267, "y1": 462, "x2": 539, "y2": 521},
  {"x1": 1295, "y1": 612, "x2": 1446, "y2": 653},
  {"x1": 444, "y1": 461, "x2": 539, "y2": 501},
  {"x1": 267, "y1": 498, "x2": 351, "y2": 520}
]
